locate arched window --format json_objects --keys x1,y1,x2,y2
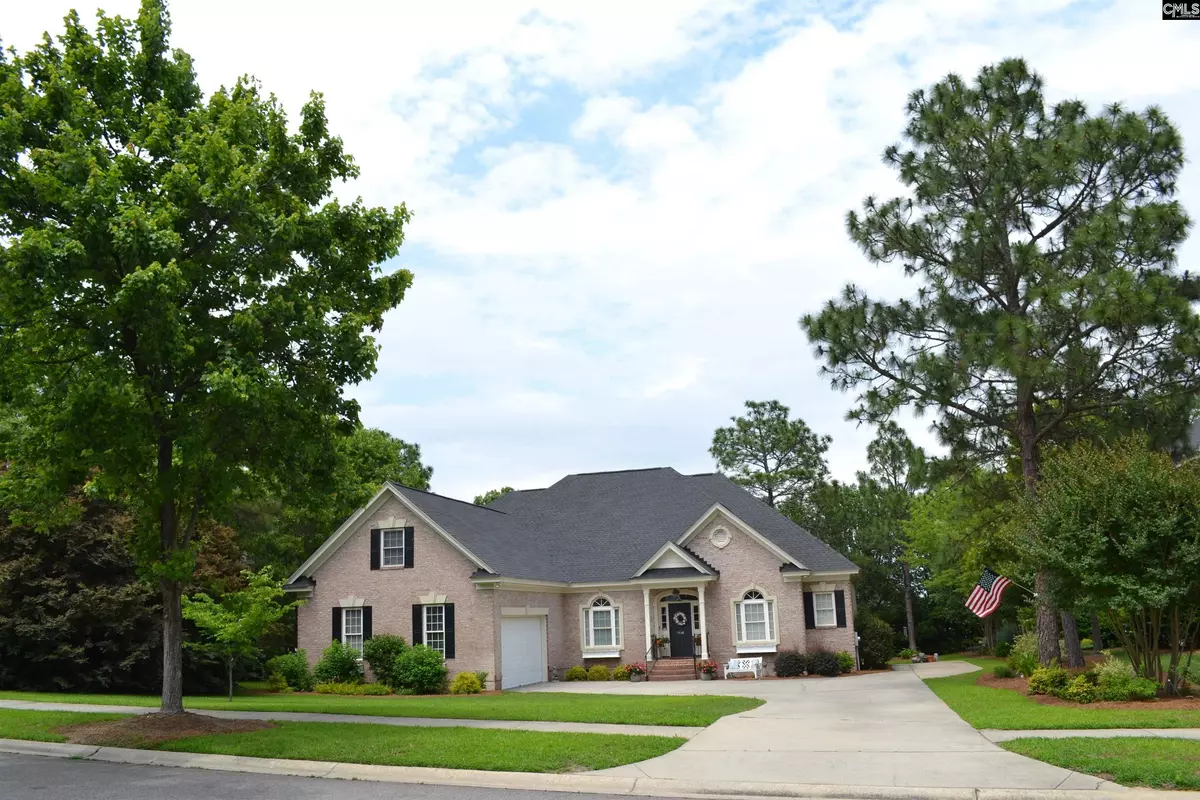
[
  {"x1": 735, "y1": 589, "x2": 775, "y2": 644},
  {"x1": 585, "y1": 596, "x2": 621, "y2": 649}
]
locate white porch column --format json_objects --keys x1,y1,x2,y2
[
  {"x1": 643, "y1": 586, "x2": 653, "y2": 662},
  {"x1": 697, "y1": 583, "x2": 709, "y2": 659}
]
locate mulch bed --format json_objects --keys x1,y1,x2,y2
[
  {"x1": 974, "y1": 670, "x2": 1200, "y2": 709},
  {"x1": 59, "y1": 712, "x2": 274, "y2": 748}
]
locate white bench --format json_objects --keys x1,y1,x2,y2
[{"x1": 724, "y1": 657, "x2": 763, "y2": 679}]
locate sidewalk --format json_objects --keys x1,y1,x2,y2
[
  {"x1": 0, "y1": 698, "x2": 701, "y2": 739},
  {"x1": 983, "y1": 728, "x2": 1200, "y2": 742},
  {"x1": 2, "y1": 738, "x2": 1172, "y2": 800}
]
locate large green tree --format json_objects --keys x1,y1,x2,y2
[
  {"x1": 802, "y1": 59, "x2": 1200, "y2": 664},
  {"x1": 1028, "y1": 438, "x2": 1200, "y2": 689},
  {"x1": 0, "y1": 2, "x2": 411, "y2": 712},
  {"x1": 474, "y1": 486, "x2": 514, "y2": 506},
  {"x1": 863, "y1": 422, "x2": 927, "y2": 650},
  {"x1": 711, "y1": 400, "x2": 831, "y2": 508}
]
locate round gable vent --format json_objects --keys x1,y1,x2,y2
[{"x1": 709, "y1": 527, "x2": 731, "y2": 549}]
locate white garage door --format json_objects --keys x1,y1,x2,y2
[{"x1": 501, "y1": 616, "x2": 546, "y2": 689}]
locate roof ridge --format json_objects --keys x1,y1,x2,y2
[
  {"x1": 565, "y1": 466, "x2": 676, "y2": 477},
  {"x1": 388, "y1": 481, "x2": 508, "y2": 514}
]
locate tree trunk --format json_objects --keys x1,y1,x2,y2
[
  {"x1": 1061, "y1": 611, "x2": 1085, "y2": 667},
  {"x1": 227, "y1": 656, "x2": 234, "y2": 702},
  {"x1": 901, "y1": 561, "x2": 918, "y2": 651},
  {"x1": 1034, "y1": 571, "x2": 1060, "y2": 665},
  {"x1": 157, "y1": 433, "x2": 185, "y2": 715},
  {"x1": 1090, "y1": 613, "x2": 1103, "y2": 654},
  {"x1": 1017, "y1": 407, "x2": 1059, "y2": 666},
  {"x1": 161, "y1": 579, "x2": 184, "y2": 714}
]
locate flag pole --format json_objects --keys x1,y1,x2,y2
[{"x1": 1006, "y1": 578, "x2": 1037, "y2": 598}]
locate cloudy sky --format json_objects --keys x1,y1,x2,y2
[{"x1": 6, "y1": 1, "x2": 1200, "y2": 500}]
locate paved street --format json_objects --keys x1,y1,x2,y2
[{"x1": 0, "y1": 753, "x2": 670, "y2": 800}]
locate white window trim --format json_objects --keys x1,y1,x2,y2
[
  {"x1": 423, "y1": 604, "x2": 446, "y2": 656},
  {"x1": 380, "y1": 527, "x2": 406, "y2": 569},
  {"x1": 342, "y1": 607, "x2": 364, "y2": 655},
  {"x1": 580, "y1": 595, "x2": 623, "y2": 656},
  {"x1": 813, "y1": 590, "x2": 838, "y2": 629},
  {"x1": 731, "y1": 586, "x2": 779, "y2": 652}
]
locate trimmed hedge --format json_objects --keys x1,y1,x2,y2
[
  {"x1": 587, "y1": 665, "x2": 611, "y2": 681},
  {"x1": 564, "y1": 665, "x2": 588, "y2": 681},
  {"x1": 314, "y1": 681, "x2": 391, "y2": 695},
  {"x1": 808, "y1": 651, "x2": 840, "y2": 677},
  {"x1": 448, "y1": 672, "x2": 483, "y2": 694},
  {"x1": 266, "y1": 651, "x2": 313, "y2": 692},
  {"x1": 313, "y1": 641, "x2": 363, "y2": 684},
  {"x1": 394, "y1": 645, "x2": 447, "y2": 694},
  {"x1": 774, "y1": 649, "x2": 807, "y2": 677},
  {"x1": 856, "y1": 611, "x2": 894, "y2": 670}
]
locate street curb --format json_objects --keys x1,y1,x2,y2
[{"x1": 2, "y1": 738, "x2": 1196, "y2": 800}]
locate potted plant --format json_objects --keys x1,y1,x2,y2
[
  {"x1": 694, "y1": 633, "x2": 702, "y2": 648},
  {"x1": 698, "y1": 659, "x2": 719, "y2": 680},
  {"x1": 653, "y1": 635, "x2": 667, "y2": 657},
  {"x1": 628, "y1": 662, "x2": 647, "y2": 683}
]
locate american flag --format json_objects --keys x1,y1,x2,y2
[{"x1": 965, "y1": 567, "x2": 1011, "y2": 618}]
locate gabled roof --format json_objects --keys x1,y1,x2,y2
[{"x1": 292, "y1": 466, "x2": 858, "y2": 586}]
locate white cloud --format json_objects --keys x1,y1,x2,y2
[{"x1": 8, "y1": 0, "x2": 1200, "y2": 500}]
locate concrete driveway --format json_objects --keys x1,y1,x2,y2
[{"x1": 520, "y1": 663, "x2": 1110, "y2": 791}]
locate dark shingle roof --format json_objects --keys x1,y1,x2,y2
[{"x1": 388, "y1": 468, "x2": 856, "y2": 583}]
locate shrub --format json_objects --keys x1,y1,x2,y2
[
  {"x1": 835, "y1": 651, "x2": 855, "y2": 673},
  {"x1": 1027, "y1": 666, "x2": 1070, "y2": 696},
  {"x1": 265, "y1": 651, "x2": 313, "y2": 692},
  {"x1": 587, "y1": 665, "x2": 611, "y2": 681},
  {"x1": 1061, "y1": 675, "x2": 1095, "y2": 703},
  {"x1": 698, "y1": 659, "x2": 719, "y2": 676},
  {"x1": 564, "y1": 665, "x2": 588, "y2": 681},
  {"x1": 1079, "y1": 638, "x2": 1093, "y2": 650},
  {"x1": 612, "y1": 664, "x2": 631, "y2": 681},
  {"x1": 994, "y1": 641, "x2": 1012, "y2": 658},
  {"x1": 1128, "y1": 677, "x2": 1159, "y2": 700},
  {"x1": 313, "y1": 641, "x2": 363, "y2": 684},
  {"x1": 474, "y1": 671, "x2": 489, "y2": 690},
  {"x1": 992, "y1": 665, "x2": 1016, "y2": 679},
  {"x1": 1095, "y1": 655, "x2": 1135, "y2": 685},
  {"x1": 774, "y1": 649, "x2": 807, "y2": 677},
  {"x1": 808, "y1": 651, "x2": 840, "y2": 677},
  {"x1": 314, "y1": 681, "x2": 391, "y2": 695},
  {"x1": 898, "y1": 648, "x2": 916, "y2": 660},
  {"x1": 394, "y1": 645, "x2": 448, "y2": 694},
  {"x1": 362, "y1": 635, "x2": 408, "y2": 689},
  {"x1": 627, "y1": 662, "x2": 647, "y2": 676},
  {"x1": 449, "y1": 672, "x2": 483, "y2": 695},
  {"x1": 856, "y1": 611, "x2": 894, "y2": 670},
  {"x1": 266, "y1": 671, "x2": 291, "y2": 692},
  {"x1": 1007, "y1": 632, "x2": 1039, "y2": 677}
]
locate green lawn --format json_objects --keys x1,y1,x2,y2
[
  {"x1": 923, "y1": 658, "x2": 1200, "y2": 729},
  {"x1": 1002, "y1": 737, "x2": 1200, "y2": 790},
  {"x1": 0, "y1": 690, "x2": 759, "y2": 727},
  {"x1": 160, "y1": 721, "x2": 683, "y2": 773},
  {"x1": 0, "y1": 709, "x2": 130, "y2": 742},
  {"x1": 0, "y1": 709, "x2": 681, "y2": 773}
]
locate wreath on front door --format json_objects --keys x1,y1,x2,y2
[{"x1": 672, "y1": 611, "x2": 688, "y2": 627}]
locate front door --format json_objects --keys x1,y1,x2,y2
[{"x1": 667, "y1": 602, "x2": 694, "y2": 657}]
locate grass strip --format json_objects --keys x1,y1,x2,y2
[
  {"x1": 0, "y1": 709, "x2": 130, "y2": 742},
  {"x1": 1001, "y1": 737, "x2": 1200, "y2": 790},
  {"x1": 0, "y1": 690, "x2": 759, "y2": 727},
  {"x1": 158, "y1": 720, "x2": 684, "y2": 773},
  {"x1": 923, "y1": 658, "x2": 1200, "y2": 729}
]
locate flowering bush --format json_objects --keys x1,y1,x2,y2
[
  {"x1": 627, "y1": 662, "x2": 647, "y2": 676},
  {"x1": 698, "y1": 659, "x2": 719, "y2": 675},
  {"x1": 612, "y1": 664, "x2": 631, "y2": 681}
]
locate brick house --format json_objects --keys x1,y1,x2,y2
[{"x1": 284, "y1": 467, "x2": 859, "y2": 689}]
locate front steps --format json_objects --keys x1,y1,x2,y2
[{"x1": 648, "y1": 656, "x2": 697, "y2": 681}]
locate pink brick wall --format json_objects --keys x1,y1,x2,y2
[
  {"x1": 298, "y1": 495, "x2": 497, "y2": 685},
  {"x1": 686, "y1": 516, "x2": 858, "y2": 673},
  {"x1": 560, "y1": 589, "x2": 648, "y2": 674}
]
